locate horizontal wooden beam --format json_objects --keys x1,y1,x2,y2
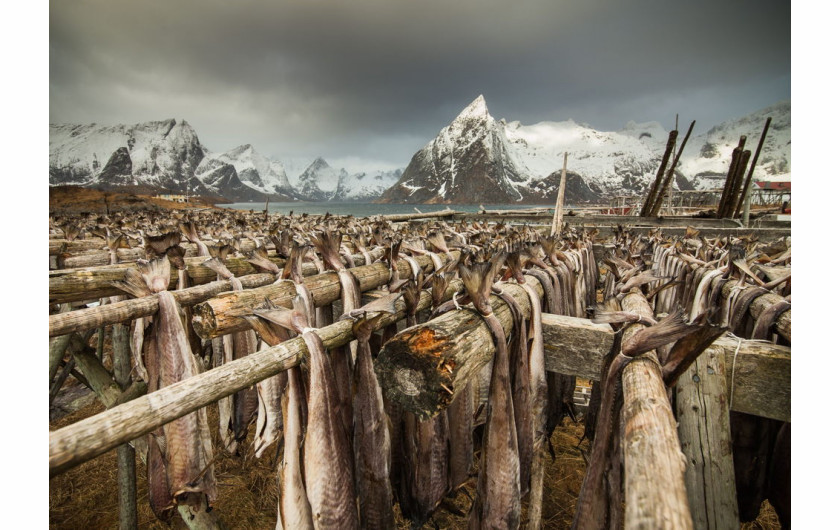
[
  {"x1": 48, "y1": 287, "x2": 790, "y2": 476},
  {"x1": 59, "y1": 240, "x2": 265, "y2": 269},
  {"x1": 49, "y1": 280, "x2": 460, "y2": 476},
  {"x1": 49, "y1": 273, "x2": 275, "y2": 337},
  {"x1": 48, "y1": 248, "x2": 382, "y2": 305},
  {"x1": 191, "y1": 250, "x2": 457, "y2": 339},
  {"x1": 540, "y1": 316, "x2": 790, "y2": 422}
]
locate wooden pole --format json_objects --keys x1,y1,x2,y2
[
  {"x1": 49, "y1": 249, "x2": 386, "y2": 335},
  {"x1": 641, "y1": 130, "x2": 678, "y2": 217},
  {"x1": 551, "y1": 152, "x2": 568, "y2": 236},
  {"x1": 717, "y1": 136, "x2": 747, "y2": 218},
  {"x1": 619, "y1": 291, "x2": 693, "y2": 529},
  {"x1": 650, "y1": 120, "x2": 696, "y2": 218},
  {"x1": 675, "y1": 344, "x2": 740, "y2": 529},
  {"x1": 192, "y1": 250, "x2": 457, "y2": 339},
  {"x1": 50, "y1": 255, "x2": 285, "y2": 304},
  {"x1": 735, "y1": 117, "x2": 772, "y2": 217},
  {"x1": 723, "y1": 150, "x2": 752, "y2": 218},
  {"x1": 111, "y1": 321, "x2": 138, "y2": 530},
  {"x1": 49, "y1": 304, "x2": 74, "y2": 383}
]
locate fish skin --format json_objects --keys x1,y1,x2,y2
[
  {"x1": 232, "y1": 329, "x2": 259, "y2": 444},
  {"x1": 352, "y1": 319, "x2": 396, "y2": 530},
  {"x1": 279, "y1": 366, "x2": 314, "y2": 529},
  {"x1": 469, "y1": 313, "x2": 520, "y2": 529},
  {"x1": 155, "y1": 291, "x2": 217, "y2": 502},
  {"x1": 523, "y1": 282, "x2": 548, "y2": 529},
  {"x1": 447, "y1": 381, "x2": 474, "y2": 492},
  {"x1": 494, "y1": 284, "x2": 533, "y2": 494},
  {"x1": 411, "y1": 413, "x2": 450, "y2": 526},
  {"x1": 301, "y1": 330, "x2": 359, "y2": 529},
  {"x1": 218, "y1": 334, "x2": 237, "y2": 453}
]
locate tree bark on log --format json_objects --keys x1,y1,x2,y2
[
  {"x1": 620, "y1": 291, "x2": 693, "y2": 530},
  {"x1": 374, "y1": 276, "x2": 543, "y2": 420}
]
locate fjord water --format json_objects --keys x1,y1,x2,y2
[{"x1": 222, "y1": 202, "x2": 550, "y2": 217}]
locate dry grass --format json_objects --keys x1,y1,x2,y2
[
  {"x1": 50, "y1": 395, "x2": 781, "y2": 530},
  {"x1": 49, "y1": 185, "x2": 217, "y2": 216}
]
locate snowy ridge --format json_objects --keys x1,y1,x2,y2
[
  {"x1": 50, "y1": 120, "x2": 401, "y2": 202},
  {"x1": 49, "y1": 119, "x2": 206, "y2": 192},
  {"x1": 380, "y1": 96, "x2": 791, "y2": 204},
  {"x1": 679, "y1": 100, "x2": 791, "y2": 190}
]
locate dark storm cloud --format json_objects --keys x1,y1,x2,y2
[{"x1": 49, "y1": 0, "x2": 790, "y2": 168}]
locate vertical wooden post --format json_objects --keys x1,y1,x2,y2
[
  {"x1": 113, "y1": 322, "x2": 138, "y2": 530},
  {"x1": 650, "y1": 120, "x2": 695, "y2": 218},
  {"x1": 675, "y1": 344, "x2": 739, "y2": 529},
  {"x1": 641, "y1": 131, "x2": 678, "y2": 216},
  {"x1": 49, "y1": 304, "x2": 74, "y2": 385},
  {"x1": 551, "y1": 152, "x2": 568, "y2": 236},
  {"x1": 723, "y1": 150, "x2": 751, "y2": 218},
  {"x1": 735, "y1": 117, "x2": 772, "y2": 217},
  {"x1": 717, "y1": 136, "x2": 747, "y2": 218},
  {"x1": 741, "y1": 182, "x2": 752, "y2": 227}
]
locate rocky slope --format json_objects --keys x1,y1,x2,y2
[
  {"x1": 379, "y1": 96, "x2": 791, "y2": 204},
  {"x1": 50, "y1": 122, "x2": 400, "y2": 202}
]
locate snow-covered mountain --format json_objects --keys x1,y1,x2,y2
[
  {"x1": 380, "y1": 95, "x2": 791, "y2": 204},
  {"x1": 50, "y1": 119, "x2": 208, "y2": 193},
  {"x1": 50, "y1": 98, "x2": 790, "y2": 205},
  {"x1": 195, "y1": 144, "x2": 300, "y2": 201},
  {"x1": 295, "y1": 157, "x2": 402, "y2": 201},
  {"x1": 679, "y1": 100, "x2": 791, "y2": 190},
  {"x1": 49, "y1": 120, "x2": 400, "y2": 202}
]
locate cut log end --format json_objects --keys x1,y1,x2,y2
[{"x1": 376, "y1": 321, "x2": 477, "y2": 420}]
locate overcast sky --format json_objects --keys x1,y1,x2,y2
[{"x1": 49, "y1": 0, "x2": 790, "y2": 172}]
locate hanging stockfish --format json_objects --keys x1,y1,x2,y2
[
  {"x1": 179, "y1": 220, "x2": 210, "y2": 257},
  {"x1": 115, "y1": 258, "x2": 217, "y2": 523},
  {"x1": 203, "y1": 257, "x2": 260, "y2": 453},
  {"x1": 429, "y1": 271, "x2": 475, "y2": 495},
  {"x1": 292, "y1": 295, "x2": 359, "y2": 528},
  {"x1": 396, "y1": 273, "x2": 451, "y2": 527},
  {"x1": 341, "y1": 293, "x2": 402, "y2": 529},
  {"x1": 524, "y1": 245, "x2": 577, "y2": 441},
  {"x1": 242, "y1": 312, "x2": 289, "y2": 460},
  {"x1": 312, "y1": 230, "x2": 360, "y2": 439},
  {"x1": 493, "y1": 252, "x2": 533, "y2": 495},
  {"x1": 572, "y1": 313, "x2": 703, "y2": 529},
  {"x1": 247, "y1": 305, "x2": 313, "y2": 530},
  {"x1": 459, "y1": 255, "x2": 521, "y2": 529}
]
